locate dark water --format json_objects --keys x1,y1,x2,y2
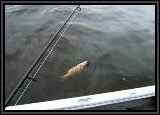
[{"x1": 5, "y1": 5, "x2": 155, "y2": 105}]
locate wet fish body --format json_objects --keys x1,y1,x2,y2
[{"x1": 61, "y1": 61, "x2": 90, "y2": 81}]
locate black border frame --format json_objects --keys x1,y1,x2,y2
[{"x1": 1, "y1": 0, "x2": 159, "y2": 114}]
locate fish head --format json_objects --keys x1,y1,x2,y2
[{"x1": 84, "y1": 60, "x2": 90, "y2": 67}]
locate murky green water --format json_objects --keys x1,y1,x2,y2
[{"x1": 5, "y1": 5, "x2": 155, "y2": 105}]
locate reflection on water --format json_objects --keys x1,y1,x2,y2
[{"x1": 5, "y1": 5, "x2": 155, "y2": 105}]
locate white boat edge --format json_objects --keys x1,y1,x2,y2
[{"x1": 5, "y1": 85, "x2": 155, "y2": 110}]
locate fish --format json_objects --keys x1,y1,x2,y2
[{"x1": 61, "y1": 60, "x2": 90, "y2": 81}]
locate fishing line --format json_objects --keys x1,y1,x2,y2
[{"x1": 14, "y1": 5, "x2": 82, "y2": 106}]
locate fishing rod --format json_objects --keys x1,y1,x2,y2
[{"x1": 5, "y1": 5, "x2": 82, "y2": 107}]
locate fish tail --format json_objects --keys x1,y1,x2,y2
[{"x1": 61, "y1": 74, "x2": 69, "y2": 81}]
